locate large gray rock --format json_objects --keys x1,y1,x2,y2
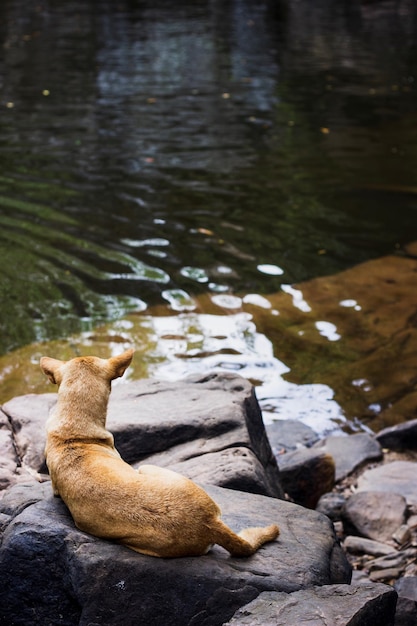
[
  {"x1": 0, "y1": 479, "x2": 351, "y2": 626},
  {"x1": 0, "y1": 374, "x2": 283, "y2": 499},
  {"x1": 224, "y1": 583, "x2": 397, "y2": 626}
]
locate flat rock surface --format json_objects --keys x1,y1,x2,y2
[
  {"x1": 0, "y1": 480, "x2": 351, "y2": 626},
  {"x1": 0, "y1": 373, "x2": 283, "y2": 499},
  {"x1": 357, "y1": 461, "x2": 417, "y2": 506},
  {"x1": 224, "y1": 583, "x2": 397, "y2": 626}
]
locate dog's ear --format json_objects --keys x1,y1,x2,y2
[
  {"x1": 108, "y1": 349, "x2": 134, "y2": 380},
  {"x1": 40, "y1": 357, "x2": 65, "y2": 385}
]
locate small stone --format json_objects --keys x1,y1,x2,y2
[
  {"x1": 407, "y1": 515, "x2": 417, "y2": 529},
  {"x1": 392, "y1": 524, "x2": 411, "y2": 546},
  {"x1": 367, "y1": 550, "x2": 412, "y2": 572},
  {"x1": 344, "y1": 536, "x2": 394, "y2": 556},
  {"x1": 369, "y1": 567, "x2": 402, "y2": 582},
  {"x1": 316, "y1": 492, "x2": 346, "y2": 521}
]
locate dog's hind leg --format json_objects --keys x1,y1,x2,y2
[{"x1": 212, "y1": 519, "x2": 279, "y2": 557}]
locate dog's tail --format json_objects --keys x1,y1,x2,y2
[{"x1": 212, "y1": 519, "x2": 279, "y2": 557}]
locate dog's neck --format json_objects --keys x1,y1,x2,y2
[{"x1": 47, "y1": 375, "x2": 113, "y2": 442}]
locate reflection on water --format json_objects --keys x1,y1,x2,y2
[
  {"x1": 146, "y1": 313, "x2": 347, "y2": 435},
  {"x1": 1, "y1": 0, "x2": 417, "y2": 355},
  {"x1": 0, "y1": 306, "x2": 348, "y2": 436},
  {"x1": 1, "y1": 0, "x2": 417, "y2": 431}
]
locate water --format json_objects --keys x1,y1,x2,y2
[{"x1": 1, "y1": 0, "x2": 417, "y2": 432}]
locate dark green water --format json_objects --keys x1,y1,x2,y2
[{"x1": 2, "y1": 0, "x2": 417, "y2": 355}]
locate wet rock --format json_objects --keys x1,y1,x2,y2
[
  {"x1": 342, "y1": 491, "x2": 407, "y2": 542},
  {"x1": 265, "y1": 419, "x2": 319, "y2": 454},
  {"x1": 375, "y1": 418, "x2": 417, "y2": 451},
  {"x1": 314, "y1": 433, "x2": 382, "y2": 481},
  {"x1": 0, "y1": 480, "x2": 351, "y2": 626},
  {"x1": 277, "y1": 447, "x2": 335, "y2": 509},
  {"x1": 224, "y1": 583, "x2": 397, "y2": 626},
  {"x1": 1, "y1": 373, "x2": 284, "y2": 500},
  {"x1": 316, "y1": 492, "x2": 347, "y2": 521},
  {"x1": 357, "y1": 461, "x2": 417, "y2": 506}
]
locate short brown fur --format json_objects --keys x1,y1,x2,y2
[{"x1": 40, "y1": 349, "x2": 279, "y2": 558}]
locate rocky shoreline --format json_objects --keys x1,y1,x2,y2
[
  {"x1": 0, "y1": 374, "x2": 415, "y2": 624},
  {"x1": 266, "y1": 417, "x2": 417, "y2": 625}
]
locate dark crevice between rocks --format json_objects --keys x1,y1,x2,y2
[{"x1": 2, "y1": 408, "x2": 23, "y2": 470}]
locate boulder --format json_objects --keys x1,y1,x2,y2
[
  {"x1": 0, "y1": 373, "x2": 284, "y2": 499},
  {"x1": 342, "y1": 491, "x2": 407, "y2": 543},
  {"x1": 224, "y1": 583, "x2": 397, "y2": 626},
  {"x1": 277, "y1": 447, "x2": 335, "y2": 508},
  {"x1": 0, "y1": 479, "x2": 351, "y2": 626},
  {"x1": 314, "y1": 433, "x2": 382, "y2": 482},
  {"x1": 357, "y1": 461, "x2": 417, "y2": 506}
]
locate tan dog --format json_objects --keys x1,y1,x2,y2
[{"x1": 40, "y1": 349, "x2": 279, "y2": 558}]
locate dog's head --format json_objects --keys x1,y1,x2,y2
[{"x1": 40, "y1": 349, "x2": 135, "y2": 387}]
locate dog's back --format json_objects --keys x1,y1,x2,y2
[{"x1": 41, "y1": 349, "x2": 279, "y2": 558}]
